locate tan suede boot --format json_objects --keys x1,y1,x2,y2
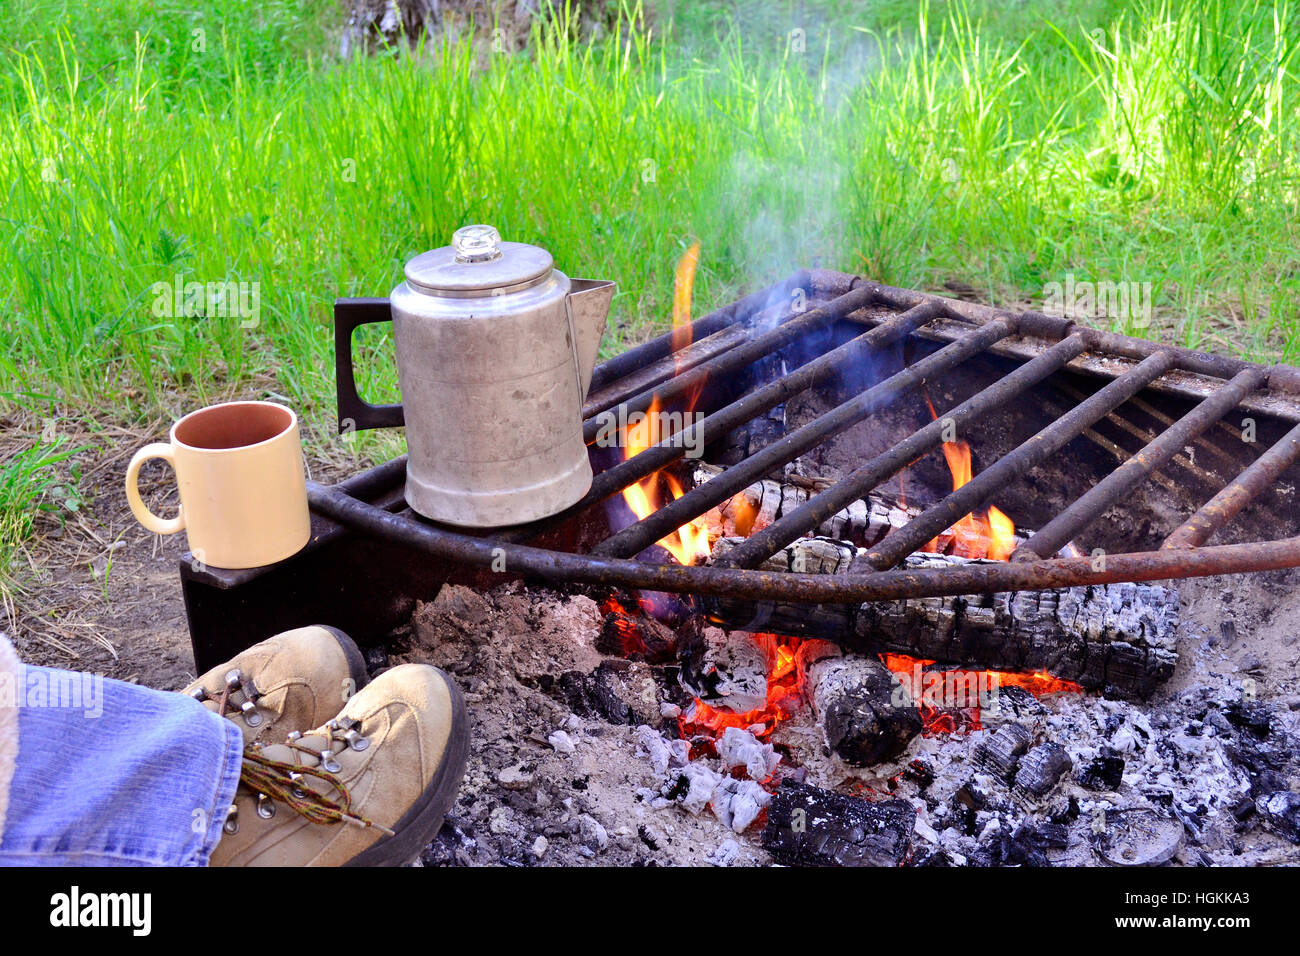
[
  {"x1": 184, "y1": 625, "x2": 369, "y2": 745},
  {"x1": 211, "y1": 663, "x2": 469, "y2": 867}
]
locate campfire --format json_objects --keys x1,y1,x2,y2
[{"x1": 184, "y1": 266, "x2": 1300, "y2": 866}]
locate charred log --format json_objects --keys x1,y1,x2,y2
[
  {"x1": 800, "y1": 645, "x2": 922, "y2": 766},
  {"x1": 1078, "y1": 748, "x2": 1126, "y2": 791},
  {"x1": 976, "y1": 722, "x2": 1033, "y2": 781},
  {"x1": 1256, "y1": 792, "x2": 1300, "y2": 844},
  {"x1": 761, "y1": 781, "x2": 914, "y2": 867},
  {"x1": 706, "y1": 538, "x2": 1180, "y2": 699},
  {"x1": 548, "y1": 659, "x2": 662, "y2": 726},
  {"x1": 676, "y1": 627, "x2": 770, "y2": 713},
  {"x1": 1014, "y1": 742, "x2": 1073, "y2": 798},
  {"x1": 984, "y1": 820, "x2": 1071, "y2": 867}
]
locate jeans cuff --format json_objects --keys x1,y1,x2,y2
[{"x1": 194, "y1": 714, "x2": 244, "y2": 866}]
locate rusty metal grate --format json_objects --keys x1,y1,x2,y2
[{"x1": 307, "y1": 269, "x2": 1300, "y2": 605}]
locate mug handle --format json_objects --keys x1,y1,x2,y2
[{"x1": 125, "y1": 443, "x2": 186, "y2": 535}]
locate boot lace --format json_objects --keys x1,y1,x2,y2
[{"x1": 237, "y1": 719, "x2": 393, "y2": 836}]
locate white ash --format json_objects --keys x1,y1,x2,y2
[
  {"x1": 632, "y1": 726, "x2": 775, "y2": 834},
  {"x1": 384, "y1": 559, "x2": 1300, "y2": 867},
  {"x1": 633, "y1": 724, "x2": 689, "y2": 775},
  {"x1": 396, "y1": 583, "x2": 772, "y2": 867},
  {"x1": 711, "y1": 777, "x2": 772, "y2": 833},
  {"x1": 674, "y1": 762, "x2": 722, "y2": 815},
  {"x1": 680, "y1": 626, "x2": 769, "y2": 712},
  {"x1": 715, "y1": 726, "x2": 781, "y2": 781},
  {"x1": 707, "y1": 838, "x2": 742, "y2": 866},
  {"x1": 833, "y1": 676, "x2": 1300, "y2": 866},
  {"x1": 547, "y1": 730, "x2": 577, "y2": 754}
]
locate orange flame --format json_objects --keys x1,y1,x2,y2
[
  {"x1": 923, "y1": 395, "x2": 1016, "y2": 559},
  {"x1": 617, "y1": 243, "x2": 710, "y2": 565},
  {"x1": 672, "y1": 242, "x2": 701, "y2": 346},
  {"x1": 987, "y1": 505, "x2": 1016, "y2": 561},
  {"x1": 672, "y1": 241, "x2": 704, "y2": 409}
]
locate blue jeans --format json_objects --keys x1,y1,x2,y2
[{"x1": 0, "y1": 666, "x2": 244, "y2": 866}]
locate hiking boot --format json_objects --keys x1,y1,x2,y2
[
  {"x1": 184, "y1": 625, "x2": 369, "y2": 745},
  {"x1": 211, "y1": 663, "x2": 470, "y2": 867}
]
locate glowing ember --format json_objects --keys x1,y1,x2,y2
[
  {"x1": 679, "y1": 635, "x2": 804, "y2": 744},
  {"x1": 728, "y1": 492, "x2": 759, "y2": 537},
  {"x1": 881, "y1": 653, "x2": 1083, "y2": 735}
]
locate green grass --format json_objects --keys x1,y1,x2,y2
[
  {"x1": 0, "y1": 436, "x2": 85, "y2": 594},
  {"x1": 1, "y1": 0, "x2": 1298, "y2": 555}
]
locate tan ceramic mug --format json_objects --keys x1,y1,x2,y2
[{"x1": 125, "y1": 401, "x2": 311, "y2": 569}]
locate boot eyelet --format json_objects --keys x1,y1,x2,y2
[
  {"x1": 223, "y1": 805, "x2": 239, "y2": 834},
  {"x1": 224, "y1": 669, "x2": 243, "y2": 688},
  {"x1": 240, "y1": 701, "x2": 263, "y2": 727},
  {"x1": 256, "y1": 795, "x2": 276, "y2": 819},
  {"x1": 320, "y1": 749, "x2": 342, "y2": 774}
]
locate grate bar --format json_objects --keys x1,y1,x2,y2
[
  {"x1": 1014, "y1": 367, "x2": 1268, "y2": 559},
  {"x1": 1163, "y1": 416, "x2": 1300, "y2": 549},
  {"x1": 307, "y1": 480, "x2": 1300, "y2": 602},
  {"x1": 864, "y1": 350, "x2": 1180, "y2": 570},
  {"x1": 584, "y1": 322, "x2": 752, "y2": 419},
  {"x1": 583, "y1": 282, "x2": 882, "y2": 444},
  {"x1": 591, "y1": 314, "x2": 1018, "y2": 558},
  {"x1": 587, "y1": 273, "x2": 808, "y2": 395},
  {"x1": 493, "y1": 299, "x2": 948, "y2": 542},
  {"x1": 716, "y1": 332, "x2": 1093, "y2": 569}
]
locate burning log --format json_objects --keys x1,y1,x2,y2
[
  {"x1": 693, "y1": 463, "x2": 1026, "y2": 556},
  {"x1": 761, "y1": 781, "x2": 914, "y2": 867},
  {"x1": 799, "y1": 643, "x2": 922, "y2": 766},
  {"x1": 706, "y1": 539, "x2": 1180, "y2": 699}
]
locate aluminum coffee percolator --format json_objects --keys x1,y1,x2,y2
[{"x1": 335, "y1": 226, "x2": 615, "y2": 528}]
